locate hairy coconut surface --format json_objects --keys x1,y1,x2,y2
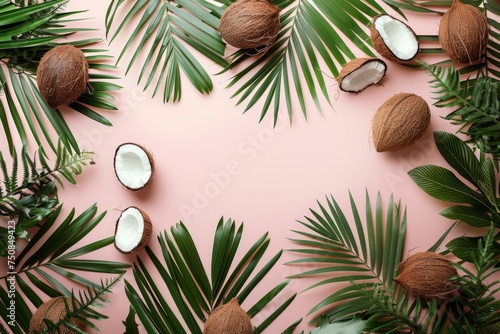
[
  {"x1": 370, "y1": 15, "x2": 419, "y2": 63},
  {"x1": 114, "y1": 143, "x2": 154, "y2": 191},
  {"x1": 394, "y1": 252, "x2": 458, "y2": 301},
  {"x1": 337, "y1": 58, "x2": 387, "y2": 93},
  {"x1": 36, "y1": 45, "x2": 89, "y2": 108},
  {"x1": 29, "y1": 296, "x2": 84, "y2": 334},
  {"x1": 438, "y1": 0, "x2": 489, "y2": 63},
  {"x1": 203, "y1": 298, "x2": 253, "y2": 334},
  {"x1": 114, "y1": 206, "x2": 152, "y2": 254},
  {"x1": 372, "y1": 92, "x2": 430, "y2": 152},
  {"x1": 219, "y1": 0, "x2": 280, "y2": 50}
]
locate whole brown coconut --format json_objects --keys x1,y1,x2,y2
[
  {"x1": 219, "y1": 0, "x2": 280, "y2": 50},
  {"x1": 394, "y1": 252, "x2": 458, "y2": 301},
  {"x1": 37, "y1": 45, "x2": 89, "y2": 108},
  {"x1": 372, "y1": 92, "x2": 431, "y2": 152},
  {"x1": 438, "y1": 0, "x2": 489, "y2": 63},
  {"x1": 203, "y1": 298, "x2": 253, "y2": 334},
  {"x1": 29, "y1": 296, "x2": 84, "y2": 333}
]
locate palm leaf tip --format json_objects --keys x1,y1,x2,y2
[
  {"x1": 288, "y1": 190, "x2": 408, "y2": 327},
  {"x1": 124, "y1": 217, "x2": 295, "y2": 333}
]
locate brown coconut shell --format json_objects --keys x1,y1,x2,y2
[
  {"x1": 29, "y1": 296, "x2": 84, "y2": 334},
  {"x1": 114, "y1": 206, "x2": 153, "y2": 254},
  {"x1": 203, "y1": 298, "x2": 253, "y2": 334},
  {"x1": 372, "y1": 92, "x2": 431, "y2": 152},
  {"x1": 394, "y1": 252, "x2": 458, "y2": 301},
  {"x1": 336, "y1": 57, "x2": 387, "y2": 93},
  {"x1": 370, "y1": 15, "x2": 419, "y2": 64},
  {"x1": 113, "y1": 142, "x2": 155, "y2": 191},
  {"x1": 438, "y1": 0, "x2": 489, "y2": 63},
  {"x1": 219, "y1": 0, "x2": 280, "y2": 50},
  {"x1": 37, "y1": 45, "x2": 89, "y2": 108}
]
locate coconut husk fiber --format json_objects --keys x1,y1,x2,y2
[
  {"x1": 219, "y1": 0, "x2": 280, "y2": 50},
  {"x1": 372, "y1": 92, "x2": 430, "y2": 152},
  {"x1": 29, "y1": 296, "x2": 85, "y2": 334},
  {"x1": 203, "y1": 298, "x2": 253, "y2": 334},
  {"x1": 37, "y1": 45, "x2": 89, "y2": 108},
  {"x1": 438, "y1": 0, "x2": 489, "y2": 63},
  {"x1": 394, "y1": 252, "x2": 458, "y2": 301}
]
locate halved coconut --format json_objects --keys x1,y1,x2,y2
[
  {"x1": 370, "y1": 15, "x2": 419, "y2": 63},
  {"x1": 114, "y1": 207, "x2": 152, "y2": 254},
  {"x1": 337, "y1": 58, "x2": 387, "y2": 93},
  {"x1": 114, "y1": 143, "x2": 154, "y2": 191}
]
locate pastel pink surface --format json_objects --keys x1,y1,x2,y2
[{"x1": 0, "y1": 1, "x2": 487, "y2": 333}]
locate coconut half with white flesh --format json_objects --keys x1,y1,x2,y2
[
  {"x1": 114, "y1": 207, "x2": 152, "y2": 254},
  {"x1": 337, "y1": 58, "x2": 387, "y2": 93},
  {"x1": 114, "y1": 143, "x2": 154, "y2": 191},
  {"x1": 370, "y1": 15, "x2": 419, "y2": 63}
]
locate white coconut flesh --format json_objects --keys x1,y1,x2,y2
[
  {"x1": 115, "y1": 144, "x2": 152, "y2": 189},
  {"x1": 341, "y1": 61, "x2": 386, "y2": 91},
  {"x1": 115, "y1": 207, "x2": 146, "y2": 252},
  {"x1": 375, "y1": 16, "x2": 418, "y2": 60}
]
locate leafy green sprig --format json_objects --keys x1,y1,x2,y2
[
  {"x1": 421, "y1": 62, "x2": 500, "y2": 160},
  {"x1": 409, "y1": 131, "x2": 500, "y2": 263},
  {"x1": 0, "y1": 203, "x2": 129, "y2": 333},
  {"x1": 0, "y1": 142, "x2": 94, "y2": 255},
  {"x1": 446, "y1": 226, "x2": 500, "y2": 334}
]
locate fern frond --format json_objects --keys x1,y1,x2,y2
[
  {"x1": 446, "y1": 226, "x2": 500, "y2": 334},
  {"x1": 421, "y1": 62, "x2": 500, "y2": 159},
  {"x1": 0, "y1": 143, "x2": 95, "y2": 253}
]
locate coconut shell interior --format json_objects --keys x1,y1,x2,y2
[
  {"x1": 113, "y1": 142, "x2": 155, "y2": 191},
  {"x1": 337, "y1": 58, "x2": 387, "y2": 93},
  {"x1": 219, "y1": 0, "x2": 281, "y2": 50},
  {"x1": 372, "y1": 92, "x2": 430, "y2": 152},
  {"x1": 370, "y1": 14, "x2": 419, "y2": 63},
  {"x1": 114, "y1": 206, "x2": 153, "y2": 254},
  {"x1": 36, "y1": 45, "x2": 89, "y2": 108}
]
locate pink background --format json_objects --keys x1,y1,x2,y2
[{"x1": 1, "y1": 1, "x2": 488, "y2": 333}]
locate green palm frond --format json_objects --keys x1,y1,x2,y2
[
  {"x1": 0, "y1": 204, "x2": 129, "y2": 333},
  {"x1": 35, "y1": 275, "x2": 123, "y2": 334},
  {"x1": 288, "y1": 191, "x2": 413, "y2": 328},
  {"x1": 105, "y1": 0, "x2": 228, "y2": 103},
  {"x1": 125, "y1": 218, "x2": 297, "y2": 334},
  {"x1": 421, "y1": 62, "x2": 500, "y2": 159},
  {"x1": 224, "y1": 0, "x2": 389, "y2": 124},
  {"x1": 0, "y1": 0, "x2": 121, "y2": 155},
  {"x1": 0, "y1": 142, "x2": 95, "y2": 253},
  {"x1": 105, "y1": 0, "x2": 394, "y2": 124}
]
